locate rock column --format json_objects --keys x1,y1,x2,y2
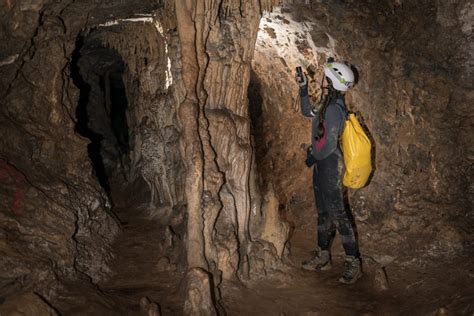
[{"x1": 175, "y1": 0, "x2": 280, "y2": 279}]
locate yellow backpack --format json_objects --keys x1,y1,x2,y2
[{"x1": 337, "y1": 103, "x2": 373, "y2": 189}]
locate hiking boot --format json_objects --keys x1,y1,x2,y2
[
  {"x1": 339, "y1": 256, "x2": 362, "y2": 284},
  {"x1": 301, "y1": 248, "x2": 332, "y2": 271}
]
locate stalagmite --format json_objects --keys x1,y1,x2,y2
[
  {"x1": 373, "y1": 267, "x2": 390, "y2": 291},
  {"x1": 183, "y1": 268, "x2": 217, "y2": 316},
  {"x1": 175, "y1": 0, "x2": 283, "y2": 285},
  {"x1": 259, "y1": 186, "x2": 290, "y2": 258},
  {"x1": 175, "y1": 0, "x2": 208, "y2": 271}
]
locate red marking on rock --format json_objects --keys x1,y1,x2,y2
[{"x1": 0, "y1": 159, "x2": 26, "y2": 214}]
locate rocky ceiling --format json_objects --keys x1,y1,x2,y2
[{"x1": 0, "y1": 0, "x2": 473, "y2": 314}]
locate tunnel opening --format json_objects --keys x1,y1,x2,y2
[
  {"x1": 70, "y1": 33, "x2": 130, "y2": 195},
  {"x1": 109, "y1": 72, "x2": 130, "y2": 156}
]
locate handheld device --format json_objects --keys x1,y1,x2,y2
[{"x1": 296, "y1": 66, "x2": 303, "y2": 83}]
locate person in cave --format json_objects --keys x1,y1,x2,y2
[{"x1": 295, "y1": 59, "x2": 362, "y2": 284}]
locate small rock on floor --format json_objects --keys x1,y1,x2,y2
[
  {"x1": 432, "y1": 307, "x2": 452, "y2": 316},
  {"x1": 373, "y1": 267, "x2": 390, "y2": 291},
  {"x1": 183, "y1": 268, "x2": 217, "y2": 316},
  {"x1": 140, "y1": 296, "x2": 161, "y2": 316}
]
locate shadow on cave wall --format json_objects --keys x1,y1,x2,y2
[
  {"x1": 248, "y1": 69, "x2": 263, "y2": 129},
  {"x1": 69, "y1": 34, "x2": 130, "y2": 195},
  {"x1": 248, "y1": 69, "x2": 267, "y2": 183}
]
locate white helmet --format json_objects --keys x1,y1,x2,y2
[{"x1": 323, "y1": 61, "x2": 355, "y2": 91}]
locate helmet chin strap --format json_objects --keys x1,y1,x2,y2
[
  {"x1": 320, "y1": 73, "x2": 327, "y2": 90},
  {"x1": 318, "y1": 74, "x2": 328, "y2": 102},
  {"x1": 316, "y1": 76, "x2": 339, "y2": 141},
  {"x1": 319, "y1": 75, "x2": 336, "y2": 102},
  {"x1": 321, "y1": 75, "x2": 336, "y2": 91}
]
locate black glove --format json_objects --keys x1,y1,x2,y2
[
  {"x1": 295, "y1": 71, "x2": 307, "y2": 88},
  {"x1": 305, "y1": 145, "x2": 315, "y2": 167}
]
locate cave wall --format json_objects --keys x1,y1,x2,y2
[
  {"x1": 251, "y1": 1, "x2": 473, "y2": 259},
  {"x1": 0, "y1": 0, "x2": 290, "y2": 306},
  {"x1": 0, "y1": 0, "x2": 181, "y2": 298},
  {"x1": 0, "y1": 1, "x2": 119, "y2": 295}
]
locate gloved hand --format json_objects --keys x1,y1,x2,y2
[
  {"x1": 305, "y1": 145, "x2": 315, "y2": 167},
  {"x1": 296, "y1": 71, "x2": 308, "y2": 88},
  {"x1": 311, "y1": 102, "x2": 323, "y2": 116}
]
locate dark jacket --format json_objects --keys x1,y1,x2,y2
[{"x1": 300, "y1": 86, "x2": 346, "y2": 160}]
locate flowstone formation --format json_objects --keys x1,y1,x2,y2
[{"x1": 175, "y1": 0, "x2": 287, "y2": 285}]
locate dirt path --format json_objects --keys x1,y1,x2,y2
[
  {"x1": 50, "y1": 179, "x2": 185, "y2": 315},
  {"x1": 221, "y1": 228, "x2": 474, "y2": 315},
  {"x1": 96, "y1": 201, "x2": 185, "y2": 315},
  {"x1": 221, "y1": 249, "x2": 473, "y2": 315},
  {"x1": 52, "y1": 186, "x2": 473, "y2": 315}
]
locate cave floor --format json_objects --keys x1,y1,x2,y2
[
  {"x1": 50, "y1": 201, "x2": 185, "y2": 315},
  {"x1": 222, "y1": 240, "x2": 474, "y2": 315},
  {"x1": 96, "y1": 207, "x2": 185, "y2": 315},
  {"x1": 52, "y1": 189, "x2": 473, "y2": 315}
]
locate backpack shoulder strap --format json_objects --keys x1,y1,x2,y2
[{"x1": 334, "y1": 98, "x2": 349, "y2": 119}]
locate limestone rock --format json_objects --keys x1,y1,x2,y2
[
  {"x1": 140, "y1": 296, "x2": 161, "y2": 316},
  {"x1": 183, "y1": 268, "x2": 217, "y2": 316},
  {"x1": 0, "y1": 0, "x2": 472, "y2": 314},
  {"x1": 373, "y1": 267, "x2": 390, "y2": 291},
  {"x1": 175, "y1": 0, "x2": 282, "y2": 282},
  {"x1": 0, "y1": 293, "x2": 59, "y2": 316},
  {"x1": 431, "y1": 307, "x2": 452, "y2": 316},
  {"x1": 260, "y1": 186, "x2": 290, "y2": 258},
  {"x1": 156, "y1": 257, "x2": 177, "y2": 273},
  {"x1": 369, "y1": 254, "x2": 396, "y2": 267}
]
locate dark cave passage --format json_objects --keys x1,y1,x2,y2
[
  {"x1": 70, "y1": 35, "x2": 110, "y2": 192},
  {"x1": 109, "y1": 72, "x2": 130, "y2": 155},
  {"x1": 247, "y1": 69, "x2": 267, "y2": 186},
  {"x1": 70, "y1": 34, "x2": 130, "y2": 195}
]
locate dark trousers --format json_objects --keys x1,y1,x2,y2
[{"x1": 313, "y1": 150, "x2": 358, "y2": 257}]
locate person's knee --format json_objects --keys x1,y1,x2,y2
[
  {"x1": 340, "y1": 233, "x2": 356, "y2": 245},
  {"x1": 317, "y1": 211, "x2": 330, "y2": 225},
  {"x1": 338, "y1": 221, "x2": 355, "y2": 237},
  {"x1": 334, "y1": 214, "x2": 354, "y2": 236}
]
